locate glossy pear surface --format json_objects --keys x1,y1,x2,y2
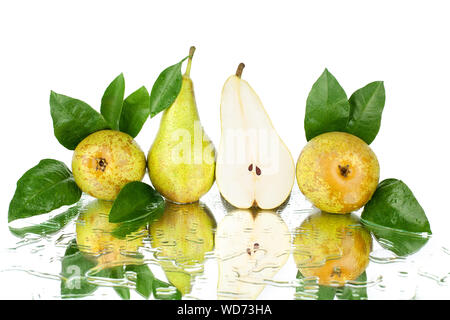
[
  {"x1": 148, "y1": 76, "x2": 215, "y2": 203},
  {"x1": 76, "y1": 200, "x2": 146, "y2": 268},
  {"x1": 149, "y1": 201, "x2": 216, "y2": 295},
  {"x1": 293, "y1": 211, "x2": 372, "y2": 286},
  {"x1": 216, "y1": 72, "x2": 295, "y2": 209},
  {"x1": 215, "y1": 209, "x2": 290, "y2": 299},
  {"x1": 297, "y1": 131, "x2": 379, "y2": 214},
  {"x1": 72, "y1": 130, "x2": 146, "y2": 200}
]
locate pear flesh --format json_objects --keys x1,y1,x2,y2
[
  {"x1": 216, "y1": 68, "x2": 295, "y2": 209},
  {"x1": 148, "y1": 49, "x2": 216, "y2": 204},
  {"x1": 215, "y1": 210, "x2": 291, "y2": 299}
]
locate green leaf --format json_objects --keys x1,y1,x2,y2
[
  {"x1": 61, "y1": 240, "x2": 98, "y2": 298},
  {"x1": 101, "y1": 73, "x2": 125, "y2": 130},
  {"x1": 9, "y1": 204, "x2": 81, "y2": 238},
  {"x1": 152, "y1": 278, "x2": 182, "y2": 300},
  {"x1": 8, "y1": 159, "x2": 82, "y2": 223},
  {"x1": 346, "y1": 81, "x2": 386, "y2": 144},
  {"x1": 50, "y1": 91, "x2": 109, "y2": 150},
  {"x1": 109, "y1": 181, "x2": 165, "y2": 223},
  {"x1": 119, "y1": 86, "x2": 151, "y2": 138},
  {"x1": 304, "y1": 69, "x2": 350, "y2": 141},
  {"x1": 149, "y1": 56, "x2": 188, "y2": 117},
  {"x1": 361, "y1": 179, "x2": 431, "y2": 256},
  {"x1": 126, "y1": 264, "x2": 154, "y2": 299}
]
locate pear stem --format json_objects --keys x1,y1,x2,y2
[
  {"x1": 184, "y1": 46, "x2": 196, "y2": 77},
  {"x1": 236, "y1": 63, "x2": 245, "y2": 78}
]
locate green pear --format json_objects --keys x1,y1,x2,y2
[
  {"x1": 149, "y1": 201, "x2": 216, "y2": 295},
  {"x1": 148, "y1": 47, "x2": 216, "y2": 204}
]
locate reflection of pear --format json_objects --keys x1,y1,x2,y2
[
  {"x1": 215, "y1": 209, "x2": 290, "y2": 299},
  {"x1": 76, "y1": 200, "x2": 145, "y2": 268},
  {"x1": 293, "y1": 212, "x2": 372, "y2": 286},
  {"x1": 149, "y1": 201, "x2": 216, "y2": 295}
]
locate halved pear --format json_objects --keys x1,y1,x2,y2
[
  {"x1": 216, "y1": 64, "x2": 295, "y2": 209},
  {"x1": 215, "y1": 209, "x2": 291, "y2": 299}
]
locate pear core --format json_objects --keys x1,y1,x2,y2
[
  {"x1": 296, "y1": 131, "x2": 380, "y2": 214},
  {"x1": 72, "y1": 130, "x2": 146, "y2": 201}
]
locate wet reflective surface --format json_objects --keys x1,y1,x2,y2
[{"x1": 1, "y1": 185, "x2": 449, "y2": 299}]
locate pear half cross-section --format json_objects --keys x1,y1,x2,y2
[{"x1": 216, "y1": 65, "x2": 295, "y2": 209}]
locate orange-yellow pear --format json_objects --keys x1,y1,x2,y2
[
  {"x1": 72, "y1": 130, "x2": 146, "y2": 200},
  {"x1": 296, "y1": 132, "x2": 379, "y2": 214},
  {"x1": 216, "y1": 63, "x2": 295, "y2": 209},
  {"x1": 293, "y1": 211, "x2": 372, "y2": 286},
  {"x1": 76, "y1": 200, "x2": 146, "y2": 268}
]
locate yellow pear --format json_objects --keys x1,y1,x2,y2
[
  {"x1": 149, "y1": 201, "x2": 216, "y2": 295},
  {"x1": 296, "y1": 131, "x2": 379, "y2": 214},
  {"x1": 76, "y1": 200, "x2": 146, "y2": 269},
  {"x1": 293, "y1": 211, "x2": 372, "y2": 286},
  {"x1": 216, "y1": 64, "x2": 295, "y2": 209},
  {"x1": 72, "y1": 130, "x2": 146, "y2": 200},
  {"x1": 148, "y1": 47, "x2": 216, "y2": 204},
  {"x1": 215, "y1": 209, "x2": 291, "y2": 299}
]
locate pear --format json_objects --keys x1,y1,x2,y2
[
  {"x1": 149, "y1": 201, "x2": 216, "y2": 295},
  {"x1": 215, "y1": 209, "x2": 291, "y2": 299},
  {"x1": 148, "y1": 47, "x2": 216, "y2": 204},
  {"x1": 215, "y1": 64, "x2": 295, "y2": 209},
  {"x1": 72, "y1": 130, "x2": 146, "y2": 201}
]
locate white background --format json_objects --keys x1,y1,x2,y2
[{"x1": 0, "y1": 0, "x2": 450, "y2": 298}]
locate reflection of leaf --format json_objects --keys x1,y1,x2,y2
[
  {"x1": 296, "y1": 271, "x2": 368, "y2": 300},
  {"x1": 126, "y1": 264, "x2": 154, "y2": 299},
  {"x1": 110, "y1": 266, "x2": 130, "y2": 300},
  {"x1": 296, "y1": 271, "x2": 336, "y2": 300},
  {"x1": 10, "y1": 204, "x2": 81, "y2": 238},
  {"x1": 60, "y1": 240, "x2": 97, "y2": 298},
  {"x1": 336, "y1": 272, "x2": 368, "y2": 300},
  {"x1": 362, "y1": 220, "x2": 430, "y2": 256},
  {"x1": 153, "y1": 278, "x2": 182, "y2": 300}
]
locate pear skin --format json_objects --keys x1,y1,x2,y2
[
  {"x1": 148, "y1": 47, "x2": 215, "y2": 204},
  {"x1": 72, "y1": 130, "x2": 146, "y2": 200},
  {"x1": 296, "y1": 131, "x2": 379, "y2": 213}
]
